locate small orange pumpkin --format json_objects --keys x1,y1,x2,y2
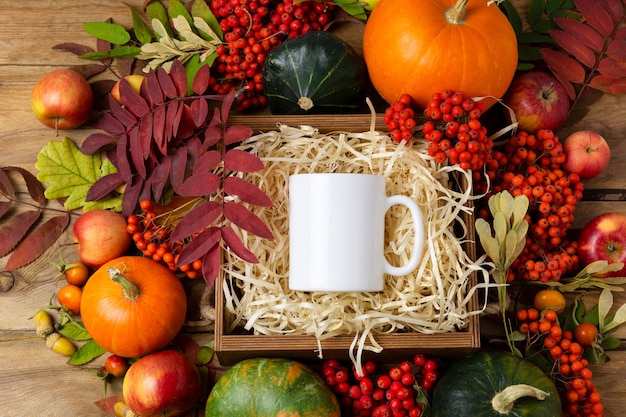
[
  {"x1": 80, "y1": 256, "x2": 187, "y2": 358},
  {"x1": 363, "y1": 0, "x2": 518, "y2": 109}
]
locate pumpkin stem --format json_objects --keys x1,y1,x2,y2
[
  {"x1": 108, "y1": 266, "x2": 140, "y2": 301},
  {"x1": 491, "y1": 384, "x2": 551, "y2": 414},
  {"x1": 445, "y1": 0, "x2": 469, "y2": 25}
]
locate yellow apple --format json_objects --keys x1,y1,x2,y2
[{"x1": 110, "y1": 74, "x2": 145, "y2": 104}]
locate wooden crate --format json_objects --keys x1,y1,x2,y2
[{"x1": 214, "y1": 117, "x2": 481, "y2": 366}]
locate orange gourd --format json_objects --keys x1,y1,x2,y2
[
  {"x1": 363, "y1": 0, "x2": 518, "y2": 109},
  {"x1": 80, "y1": 256, "x2": 187, "y2": 358}
]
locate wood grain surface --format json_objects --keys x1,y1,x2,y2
[{"x1": 1, "y1": 1, "x2": 624, "y2": 416}]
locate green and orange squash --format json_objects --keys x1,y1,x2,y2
[{"x1": 205, "y1": 357, "x2": 341, "y2": 417}]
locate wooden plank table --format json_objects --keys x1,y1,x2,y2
[{"x1": 0, "y1": 1, "x2": 624, "y2": 416}]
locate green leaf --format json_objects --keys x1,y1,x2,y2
[
  {"x1": 146, "y1": 0, "x2": 175, "y2": 39},
  {"x1": 83, "y1": 22, "x2": 131, "y2": 45},
  {"x1": 35, "y1": 137, "x2": 122, "y2": 211},
  {"x1": 600, "y1": 335, "x2": 622, "y2": 350},
  {"x1": 58, "y1": 321, "x2": 92, "y2": 341},
  {"x1": 500, "y1": 0, "x2": 523, "y2": 36},
  {"x1": 584, "y1": 304, "x2": 599, "y2": 327},
  {"x1": 197, "y1": 344, "x2": 214, "y2": 365},
  {"x1": 527, "y1": 0, "x2": 546, "y2": 26},
  {"x1": 499, "y1": 191, "x2": 514, "y2": 222},
  {"x1": 168, "y1": 0, "x2": 195, "y2": 38},
  {"x1": 602, "y1": 303, "x2": 626, "y2": 333},
  {"x1": 191, "y1": 0, "x2": 223, "y2": 40},
  {"x1": 493, "y1": 211, "x2": 507, "y2": 245},
  {"x1": 67, "y1": 340, "x2": 107, "y2": 365},
  {"x1": 126, "y1": 4, "x2": 153, "y2": 45},
  {"x1": 80, "y1": 45, "x2": 142, "y2": 60},
  {"x1": 512, "y1": 194, "x2": 529, "y2": 228}
]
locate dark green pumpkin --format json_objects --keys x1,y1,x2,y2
[
  {"x1": 205, "y1": 357, "x2": 341, "y2": 417},
  {"x1": 431, "y1": 350, "x2": 561, "y2": 417},
  {"x1": 262, "y1": 30, "x2": 367, "y2": 114}
]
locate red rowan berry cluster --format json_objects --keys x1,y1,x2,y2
[
  {"x1": 209, "y1": 0, "x2": 336, "y2": 111},
  {"x1": 478, "y1": 129, "x2": 584, "y2": 282},
  {"x1": 422, "y1": 90, "x2": 492, "y2": 171},
  {"x1": 321, "y1": 354, "x2": 440, "y2": 417},
  {"x1": 382, "y1": 94, "x2": 418, "y2": 143},
  {"x1": 125, "y1": 200, "x2": 203, "y2": 279},
  {"x1": 516, "y1": 308, "x2": 605, "y2": 417}
]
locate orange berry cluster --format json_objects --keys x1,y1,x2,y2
[
  {"x1": 478, "y1": 129, "x2": 584, "y2": 282},
  {"x1": 125, "y1": 200, "x2": 203, "y2": 280},
  {"x1": 382, "y1": 93, "x2": 418, "y2": 143},
  {"x1": 517, "y1": 308, "x2": 604, "y2": 417}
]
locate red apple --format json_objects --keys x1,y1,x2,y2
[
  {"x1": 578, "y1": 212, "x2": 626, "y2": 277},
  {"x1": 71, "y1": 209, "x2": 131, "y2": 269},
  {"x1": 104, "y1": 354, "x2": 129, "y2": 378},
  {"x1": 563, "y1": 130, "x2": 611, "y2": 179},
  {"x1": 123, "y1": 349, "x2": 201, "y2": 417},
  {"x1": 31, "y1": 69, "x2": 94, "y2": 131},
  {"x1": 503, "y1": 71, "x2": 570, "y2": 134}
]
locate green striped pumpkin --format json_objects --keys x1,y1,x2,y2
[
  {"x1": 205, "y1": 357, "x2": 341, "y2": 417},
  {"x1": 262, "y1": 30, "x2": 367, "y2": 115}
]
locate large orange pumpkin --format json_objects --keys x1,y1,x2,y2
[
  {"x1": 80, "y1": 256, "x2": 187, "y2": 358},
  {"x1": 363, "y1": 0, "x2": 518, "y2": 109}
]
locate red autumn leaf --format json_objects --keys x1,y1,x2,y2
[
  {"x1": 186, "y1": 137, "x2": 202, "y2": 172},
  {"x1": 224, "y1": 148, "x2": 265, "y2": 172},
  {"x1": 171, "y1": 200, "x2": 222, "y2": 242},
  {"x1": 152, "y1": 105, "x2": 167, "y2": 155},
  {"x1": 108, "y1": 95, "x2": 137, "y2": 127},
  {"x1": 116, "y1": 133, "x2": 133, "y2": 183},
  {"x1": 193, "y1": 64, "x2": 211, "y2": 95},
  {"x1": 606, "y1": 39, "x2": 626, "y2": 61},
  {"x1": 0, "y1": 169, "x2": 14, "y2": 199},
  {"x1": 0, "y1": 210, "x2": 40, "y2": 258},
  {"x1": 145, "y1": 70, "x2": 164, "y2": 106},
  {"x1": 169, "y1": 60, "x2": 188, "y2": 97},
  {"x1": 94, "y1": 395, "x2": 124, "y2": 415},
  {"x1": 574, "y1": 0, "x2": 614, "y2": 37},
  {"x1": 157, "y1": 66, "x2": 178, "y2": 99},
  {"x1": 5, "y1": 213, "x2": 70, "y2": 271},
  {"x1": 549, "y1": 30, "x2": 597, "y2": 68},
  {"x1": 224, "y1": 125, "x2": 253, "y2": 146},
  {"x1": 221, "y1": 225, "x2": 259, "y2": 263},
  {"x1": 86, "y1": 172, "x2": 125, "y2": 202},
  {"x1": 541, "y1": 48, "x2": 586, "y2": 84},
  {"x1": 2, "y1": 167, "x2": 46, "y2": 206},
  {"x1": 93, "y1": 112, "x2": 125, "y2": 135},
  {"x1": 191, "y1": 98, "x2": 209, "y2": 128},
  {"x1": 72, "y1": 63, "x2": 108, "y2": 80},
  {"x1": 597, "y1": 57, "x2": 626, "y2": 78},
  {"x1": 554, "y1": 17, "x2": 604, "y2": 51},
  {"x1": 552, "y1": 71, "x2": 577, "y2": 100},
  {"x1": 150, "y1": 155, "x2": 171, "y2": 201},
  {"x1": 177, "y1": 172, "x2": 221, "y2": 197},
  {"x1": 177, "y1": 226, "x2": 221, "y2": 267},
  {"x1": 116, "y1": 58, "x2": 134, "y2": 79},
  {"x1": 170, "y1": 146, "x2": 188, "y2": 190},
  {"x1": 224, "y1": 176, "x2": 273, "y2": 207},
  {"x1": 617, "y1": 27, "x2": 626, "y2": 40},
  {"x1": 223, "y1": 201, "x2": 274, "y2": 239},
  {"x1": 120, "y1": 80, "x2": 150, "y2": 118},
  {"x1": 81, "y1": 132, "x2": 117, "y2": 155},
  {"x1": 0, "y1": 202, "x2": 11, "y2": 219},
  {"x1": 194, "y1": 150, "x2": 222, "y2": 174},
  {"x1": 139, "y1": 112, "x2": 153, "y2": 159},
  {"x1": 165, "y1": 100, "x2": 181, "y2": 141},
  {"x1": 129, "y1": 126, "x2": 147, "y2": 179},
  {"x1": 221, "y1": 90, "x2": 236, "y2": 122},
  {"x1": 203, "y1": 125, "x2": 222, "y2": 149},
  {"x1": 597, "y1": 0, "x2": 623, "y2": 24},
  {"x1": 52, "y1": 42, "x2": 95, "y2": 56},
  {"x1": 202, "y1": 243, "x2": 221, "y2": 287},
  {"x1": 122, "y1": 176, "x2": 143, "y2": 216},
  {"x1": 589, "y1": 75, "x2": 626, "y2": 94}
]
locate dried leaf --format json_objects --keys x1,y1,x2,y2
[
  {"x1": 223, "y1": 201, "x2": 274, "y2": 239},
  {"x1": 171, "y1": 201, "x2": 222, "y2": 242},
  {"x1": 540, "y1": 48, "x2": 587, "y2": 83},
  {"x1": 554, "y1": 17, "x2": 604, "y2": 50},
  {"x1": 95, "y1": 395, "x2": 124, "y2": 415},
  {"x1": 2, "y1": 167, "x2": 46, "y2": 206},
  {"x1": 177, "y1": 172, "x2": 220, "y2": 196},
  {"x1": 36, "y1": 137, "x2": 120, "y2": 211},
  {"x1": 146, "y1": 0, "x2": 174, "y2": 39},
  {"x1": 5, "y1": 214, "x2": 70, "y2": 271},
  {"x1": 603, "y1": 303, "x2": 626, "y2": 333},
  {"x1": 0, "y1": 210, "x2": 40, "y2": 259},
  {"x1": 83, "y1": 22, "x2": 131, "y2": 45},
  {"x1": 224, "y1": 176, "x2": 273, "y2": 207},
  {"x1": 598, "y1": 288, "x2": 613, "y2": 332},
  {"x1": 191, "y1": 0, "x2": 223, "y2": 40},
  {"x1": 52, "y1": 42, "x2": 95, "y2": 56},
  {"x1": 0, "y1": 169, "x2": 14, "y2": 199},
  {"x1": 221, "y1": 225, "x2": 258, "y2": 263},
  {"x1": 177, "y1": 226, "x2": 221, "y2": 267},
  {"x1": 549, "y1": 29, "x2": 597, "y2": 68},
  {"x1": 574, "y1": 0, "x2": 614, "y2": 37},
  {"x1": 224, "y1": 148, "x2": 265, "y2": 173},
  {"x1": 224, "y1": 124, "x2": 253, "y2": 146}
]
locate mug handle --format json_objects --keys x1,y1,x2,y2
[{"x1": 383, "y1": 195, "x2": 425, "y2": 277}]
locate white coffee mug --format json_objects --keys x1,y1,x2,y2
[{"x1": 288, "y1": 173, "x2": 424, "y2": 292}]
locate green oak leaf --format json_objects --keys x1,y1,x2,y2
[{"x1": 35, "y1": 137, "x2": 122, "y2": 212}]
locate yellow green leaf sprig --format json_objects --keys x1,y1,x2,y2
[{"x1": 475, "y1": 190, "x2": 529, "y2": 313}]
